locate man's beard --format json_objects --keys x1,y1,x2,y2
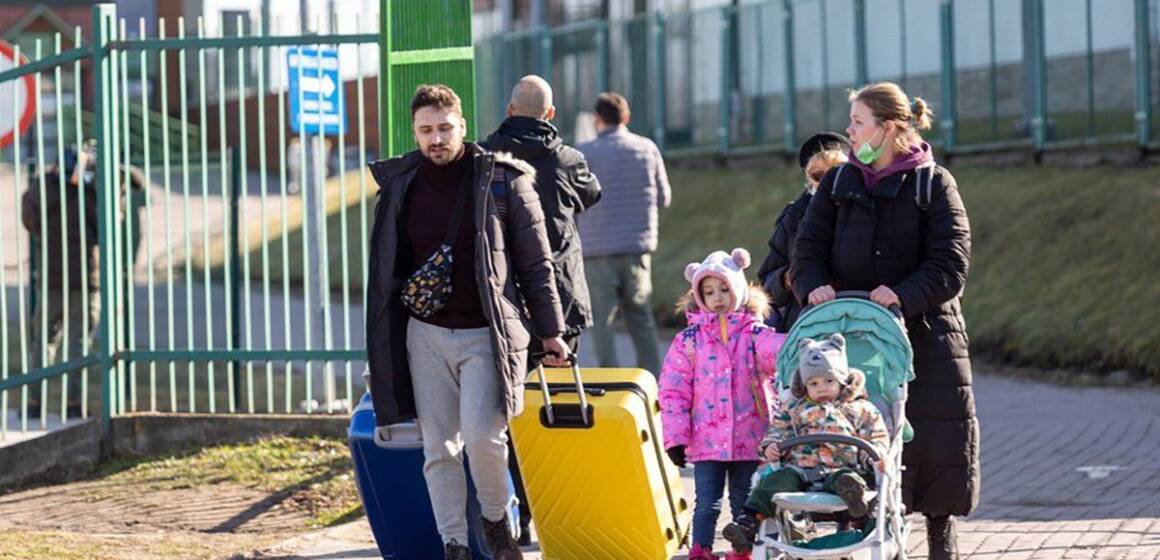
[{"x1": 425, "y1": 143, "x2": 460, "y2": 165}]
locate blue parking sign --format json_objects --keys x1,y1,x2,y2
[{"x1": 288, "y1": 47, "x2": 346, "y2": 135}]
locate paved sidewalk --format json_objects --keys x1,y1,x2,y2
[{"x1": 263, "y1": 337, "x2": 1160, "y2": 559}]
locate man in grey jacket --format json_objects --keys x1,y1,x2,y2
[
  {"x1": 576, "y1": 92, "x2": 671, "y2": 376},
  {"x1": 366, "y1": 84, "x2": 569, "y2": 560}
]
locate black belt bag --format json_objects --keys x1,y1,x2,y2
[{"x1": 400, "y1": 175, "x2": 469, "y2": 319}]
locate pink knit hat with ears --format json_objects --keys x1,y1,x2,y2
[{"x1": 684, "y1": 248, "x2": 752, "y2": 313}]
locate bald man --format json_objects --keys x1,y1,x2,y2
[{"x1": 482, "y1": 75, "x2": 602, "y2": 352}]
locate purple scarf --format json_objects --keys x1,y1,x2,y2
[{"x1": 850, "y1": 142, "x2": 934, "y2": 189}]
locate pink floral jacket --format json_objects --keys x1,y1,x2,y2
[{"x1": 659, "y1": 311, "x2": 786, "y2": 463}]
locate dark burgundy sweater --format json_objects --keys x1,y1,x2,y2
[{"x1": 402, "y1": 145, "x2": 488, "y2": 329}]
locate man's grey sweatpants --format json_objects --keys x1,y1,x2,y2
[{"x1": 407, "y1": 319, "x2": 512, "y2": 545}]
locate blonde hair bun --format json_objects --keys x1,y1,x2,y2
[{"x1": 910, "y1": 96, "x2": 933, "y2": 131}]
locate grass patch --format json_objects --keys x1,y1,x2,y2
[
  {"x1": 91, "y1": 435, "x2": 362, "y2": 528},
  {"x1": 654, "y1": 163, "x2": 1160, "y2": 380},
  {"x1": 0, "y1": 530, "x2": 275, "y2": 560}
]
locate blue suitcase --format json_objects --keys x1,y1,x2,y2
[{"x1": 349, "y1": 392, "x2": 519, "y2": 559}]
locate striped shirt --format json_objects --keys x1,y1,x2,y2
[{"x1": 576, "y1": 126, "x2": 672, "y2": 256}]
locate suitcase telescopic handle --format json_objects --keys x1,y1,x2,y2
[{"x1": 536, "y1": 355, "x2": 588, "y2": 427}]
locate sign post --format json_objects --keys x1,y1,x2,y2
[
  {"x1": 0, "y1": 40, "x2": 36, "y2": 149},
  {"x1": 289, "y1": 47, "x2": 345, "y2": 411}
]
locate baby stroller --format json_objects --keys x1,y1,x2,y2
[{"x1": 753, "y1": 291, "x2": 915, "y2": 560}]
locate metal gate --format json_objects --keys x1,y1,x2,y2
[{"x1": 0, "y1": 1, "x2": 475, "y2": 442}]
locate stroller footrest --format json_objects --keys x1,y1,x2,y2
[{"x1": 772, "y1": 491, "x2": 878, "y2": 514}]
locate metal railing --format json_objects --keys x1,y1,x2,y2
[
  {"x1": 1, "y1": 3, "x2": 387, "y2": 442},
  {"x1": 475, "y1": 0, "x2": 1156, "y2": 155},
  {"x1": 1, "y1": 29, "x2": 99, "y2": 439}
]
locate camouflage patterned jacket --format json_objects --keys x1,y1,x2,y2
[{"x1": 760, "y1": 394, "x2": 888, "y2": 470}]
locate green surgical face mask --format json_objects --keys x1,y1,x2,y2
[{"x1": 855, "y1": 127, "x2": 886, "y2": 165}]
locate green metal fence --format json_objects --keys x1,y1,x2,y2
[
  {"x1": 0, "y1": 2, "x2": 480, "y2": 443},
  {"x1": 476, "y1": 0, "x2": 1157, "y2": 155},
  {"x1": 1, "y1": 27, "x2": 99, "y2": 439},
  {"x1": 378, "y1": 1, "x2": 477, "y2": 156}
]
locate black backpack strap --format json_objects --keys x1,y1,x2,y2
[
  {"x1": 915, "y1": 164, "x2": 934, "y2": 211},
  {"x1": 829, "y1": 163, "x2": 847, "y2": 207}
]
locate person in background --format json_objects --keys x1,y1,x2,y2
[
  {"x1": 576, "y1": 92, "x2": 670, "y2": 376},
  {"x1": 756, "y1": 132, "x2": 850, "y2": 333},
  {"x1": 22, "y1": 141, "x2": 146, "y2": 418}
]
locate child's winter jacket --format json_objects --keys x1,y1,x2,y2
[
  {"x1": 759, "y1": 369, "x2": 889, "y2": 470},
  {"x1": 659, "y1": 289, "x2": 786, "y2": 463}
]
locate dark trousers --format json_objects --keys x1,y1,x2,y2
[
  {"x1": 692, "y1": 460, "x2": 760, "y2": 548},
  {"x1": 745, "y1": 466, "x2": 864, "y2": 518}
]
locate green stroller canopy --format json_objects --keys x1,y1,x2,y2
[{"x1": 776, "y1": 298, "x2": 915, "y2": 441}]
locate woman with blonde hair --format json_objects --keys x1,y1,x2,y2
[
  {"x1": 757, "y1": 132, "x2": 851, "y2": 332},
  {"x1": 791, "y1": 82, "x2": 977, "y2": 560}
]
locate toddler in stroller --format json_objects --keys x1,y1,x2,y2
[
  {"x1": 725, "y1": 293, "x2": 914, "y2": 560},
  {"x1": 724, "y1": 333, "x2": 887, "y2": 547}
]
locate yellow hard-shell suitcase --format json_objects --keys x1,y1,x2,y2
[{"x1": 511, "y1": 365, "x2": 691, "y2": 560}]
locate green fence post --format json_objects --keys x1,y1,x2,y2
[
  {"x1": 1084, "y1": 0, "x2": 1096, "y2": 139},
  {"x1": 854, "y1": 0, "x2": 868, "y2": 87},
  {"x1": 92, "y1": 2, "x2": 117, "y2": 436},
  {"x1": 540, "y1": 27, "x2": 552, "y2": 83},
  {"x1": 378, "y1": 1, "x2": 393, "y2": 156},
  {"x1": 1028, "y1": 0, "x2": 1047, "y2": 150},
  {"x1": 940, "y1": 0, "x2": 958, "y2": 152},
  {"x1": 719, "y1": 6, "x2": 732, "y2": 154},
  {"x1": 752, "y1": 4, "x2": 765, "y2": 145},
  {"x1": 783, "y1": 0, "x2": 796, "y2": 150},
  {"x1": 378, "y1": 1, "x2": 475, "y2": 157},
  {"x1": 229, "y1": 148, "x2": 242, "y2": 412},
  {"x1": 1135, "y1": 0, "x2": 1153, "y2": 146},
  {"x1": 596, "y1": 23, "x2": 609, "y2": 94},
  {"x1": 652, "y1": 10, "x2": 667, "y2": 150}
]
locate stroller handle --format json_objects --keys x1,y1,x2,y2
[
  {"x1": 778, "y1": 434, "x2": 883, "y2": 463},
  {"x1": 803, "y1": 290, "x2": 903, "y2": 320}
]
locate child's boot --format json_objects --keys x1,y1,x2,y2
[
  {"x1": 687, "y1": 543, "x2": 720, "y2": 560},
  {"x1": 834, "y1": 472, "x2": 870, "y2": 518},
  {"x1": 723, "y1": 551, "x2": 752, "y2": 560},
  {"x1": 722, "y1": 513, "x2": 759, "y2": 552}
]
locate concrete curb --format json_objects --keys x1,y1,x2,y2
[
  {"x1": 0, "y1": 419, "x2": 101, "y2": 488},
  {"x1": 1, "y1": 413, "x2": 349, "y2": 488},
  {"x1": 110, "y1": 413, "x2": 350, "y2": 457}
]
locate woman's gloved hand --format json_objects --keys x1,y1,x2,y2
[{"x1": 665, "y1": 445, "x2": 687, "y2": 468}]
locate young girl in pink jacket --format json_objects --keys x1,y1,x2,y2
[{"x1": 659, "y1": 248, "x2": 787, "y2": 560}]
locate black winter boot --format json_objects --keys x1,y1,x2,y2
[
  {"x1": 444, "y1": 539, "x2": 471, "y2": 560},
  {"x1": 722, "y1": 513, "x2": 759, "y2": 552},
  {"x1": 481, "y1": 514, "x2": 522, "y2": 560},
  {"x1": 925, "y1": 514, "x2": 959, "y2": 560},
  {"x1": 834, "y1": 472, "x2": 870, "y2": 518}
]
